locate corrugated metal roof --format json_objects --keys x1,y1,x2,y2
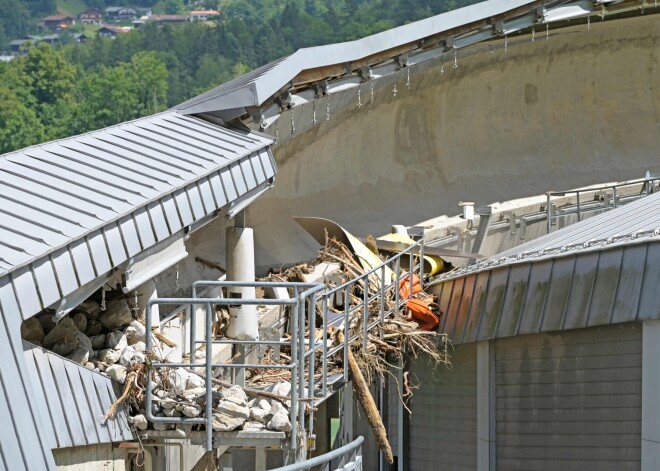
[
  {"x1": 23, "y1": 342, "x2": 134, "y2": 449},
  {"x1": 429, "y1": 191, "x2": 660, "y2": 345},
  {"x1": 0, "y1": 298, "x2": 56, "y2": 470},
  {"x1": 0, "y1": 110, "x2": 275, "y2": 321},
  {"x1": 439, "y1": 190, "x2": 660, "y2": 280},
  {"x1": 175, "y1": 0, "x2": 546, "y2": 115}
]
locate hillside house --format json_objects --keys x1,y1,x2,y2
[
  {"x1": 105, "y1": 6, "x2": 137, "y2": 20},
  {"x1": 42, "y1": 15, "x2": 75, "y2": 31},
  {"x1": 189, "y1": 10, "x2": 218, "y2": 21},
  {"x1": 149, "y1": 14, "x2": 188, "y2": 24},
  {"x1": 97, "y1": 25, "x2": 130, "y2": 38},
  {"x1": 79, "y1": 8, "x2": 104, "y2": 25}
]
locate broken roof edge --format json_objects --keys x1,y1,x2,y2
[
  {"x1": 174, "y1": 0, "x2": 544, "y2": 115},
  {"x1": 432, "y1": 190, "x2": 660, "y2": 285}
]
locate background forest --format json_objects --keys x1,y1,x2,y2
[{"x1": 0, "y1": 0, "x2": 477, "y2": 153}]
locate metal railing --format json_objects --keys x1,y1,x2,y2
[
  {"x1": 546, "y1": 175, "x2": 659, "y2": 233},
  {"x1": 270, "y1": 436, "x2": 364, "y2": 471},
  {"x1": 143, "y1": 237, "x2": 424, "y2": 458}
]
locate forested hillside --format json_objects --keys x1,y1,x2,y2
[{"x1": 0, "y1": 0, "x2": 477, "y2": 153}]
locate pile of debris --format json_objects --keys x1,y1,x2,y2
[{"x1": 22, "y1": 296, "x2": 295, "y2": 435}]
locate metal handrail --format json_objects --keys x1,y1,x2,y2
[
  {"x1": 546, "y1": 175, "x2": 658, "y2": 233},
  {"x1": 143, "y1": 236, "x2": 424, "y2": 460},
  {"x1": 270, "y1": 436, "x2": 364, "y2": 471}
]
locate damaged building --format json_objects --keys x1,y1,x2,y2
[{"x1": 1, "y1": 0, "x2": 660, "y2": 469}]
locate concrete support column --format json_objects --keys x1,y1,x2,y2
[
  {"x1": 137, "y1": 279, "x2": 159, "y2": 327},
  {"x1": 225, "y1": 217, "x2": 258, "y2": 341},
  {"x1": 642, "y1": 321, "x2": 660, "y2": 470},
  {"x1": 477, "y1": 340, "x2": 496, "y2": 471}
]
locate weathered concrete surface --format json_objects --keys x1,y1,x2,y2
[{"x1": 244, "y1": 15, "x2": 660, "y2": 271}]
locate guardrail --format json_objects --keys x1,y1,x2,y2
[
  {"x1": 144, "y1": 237, "x2": 424, "y2": 457},
  {"x1": 270, "y1": 436, "x2": 364, "y2": 471},
  {"x1": 546, "y1": 175, "x2": 659, "y2": 233}
]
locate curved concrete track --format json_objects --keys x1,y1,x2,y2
[{"x1": 247, "y1": 14, "x2": 660, "y2": 271}]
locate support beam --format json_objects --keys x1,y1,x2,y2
[
  {"x1": 137, "y1": 279, "x2": 160, "y2": 326},
  {"x1": 642, "y1": 321, "x2": 660, "y2": 470},
  {"x1": 477, "y1": 340, "x2": 496, "y2": 471}
]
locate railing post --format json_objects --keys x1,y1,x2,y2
[
  {"x1": 363, "y1": 277, "x2": 369, "y2": 352},
  {"x1": 613, "y1": 186, "x2": 617, "y2": 208},
  {"x1": 576, "y1": 191, "x2": 581, "y2": 222},
  {"x1": 308, "y1": 292, "x2": 317, "y2": 443},
  {"x1": 394, "y1": 258, "x2": 401, "y2": 314},
  {"x1": 322, "y1": 296, "x2": 328, "y2": 397},
  {"x1": 546, "y1": 192, "x2": 552, "y2": 234},
  {"x1": 343, "y1": 286, "x2": 350, "y2": 383},
  {"x1": 290, "y1": 289, "x2": 298, "y2": 451},
  {"x1": 205, "y1": 302, "x2": 213, "y2": 451}
]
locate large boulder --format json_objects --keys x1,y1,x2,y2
[
  {"x1": 37, "y1": 312, "x2": 57, "y2": 333},
  {"x1": 106, "y1": 331, "x2": 128, "y2": 350},
  {"x1": 212, "y1": 386, "x2": 250, "y2": 431},
  {"x1": 77, "y1": 300, "x2": 102, "y2": 319},
  {"x1": 85, "y1": 319, "x2": 105, "y2": 336},
  {"x1": 71, "y1": 312, "x2": 88, "y2": 333},
  {"x1": 21, "y1": 318, "x2": 44, "y2": 344},
  {"x1": 43, "y1": 317, "x2": 79, "y2": 356},
  {"x1": 168, "y1": 369, "x2": 189, "y2": 396},
  {"x1": 98, "y1": 300, "x2": 133, "y2": 330},
  {"x1": 97, "y1": 349, "x2": 121, "y2": 365},
  {"x1": 267, "y1": 411, "x2": 292, "y2": 432}
]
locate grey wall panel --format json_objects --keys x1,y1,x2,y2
[
  {"x1": 444, "y1": 276, "x2": 465, "y2": 339},
  {"x1": 495, "y1": 323, "x2": 641, "y2": 471},
  {"x1": 562, "y1": 252, "x2": 599, "y2": 330},
  {"x1": 517, "y1": 260, "x2": 552, "y2": 335},
  {"x1": 586, "y1": 249, "x2": 622, "y2": 327},
  {"x1": 497, "y1": 264, "x2": 530, "y2": 338},
  {"x1": 477, "y1": 268, "x2": 510, "y2": 340},
  {"x1": 611, "y1": 245, "x2": 647, "y2": 324},
  {"x1": 539, "y1": 257, "x2": 575, "y2": 332},
  {"x1": 637, "y1": 243, "x2": 660, "y2": 320},
  {"x1": 453, "y1": 275, "x2": 476, "y2": 342},
  {"x1": 408, "y1": 344, "x2": 477, "y2": 471},
  {"x1": 462, "y1": 272, "x2": 490, "y2": 343}
]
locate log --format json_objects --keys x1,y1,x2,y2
[{"x1": 336, "y1": 331, "x2": 394, "y2": 464}]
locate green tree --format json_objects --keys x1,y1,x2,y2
[{"x1": 0, "y1": 86, "x2": 45, "y2": 153}]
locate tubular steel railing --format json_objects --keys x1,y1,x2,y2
[
  {"x1": 144, "y1": 237, "x2": 424, "y2": 457},
  {"x1": 546, "y1": 175, "x2": 659, "y2": 233},
  {"x1": 271, "y1": 436, "x2": 364, "y2": 471}
]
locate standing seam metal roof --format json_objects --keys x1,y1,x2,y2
[
  {"x1": 0, "y1": 110, "x2": 275, "y2": 322},
  {"x1": 175, "y1": 0, "x2": 544, "y2": 114},
  {"x1": 23, "y1": 342, "x2": 134, "y2": 449}
]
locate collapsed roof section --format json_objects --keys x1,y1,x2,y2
[
  {"x1": 175, "y1": 0, "x2": 643, "y2": 128},
  {"x1": 0, "y1": 111, "x2": 275, "y2": 323}
]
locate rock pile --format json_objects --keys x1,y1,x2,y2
[{"x1": 24, "y1": 298, "x2": 293, "y2": 435}]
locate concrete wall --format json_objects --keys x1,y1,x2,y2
[
  {"x1": 53, "y1": 444, "x2": 129, "y2": 471},
  {"x1": 246, "y1": 14, "x2": 660, "y2": 271}
]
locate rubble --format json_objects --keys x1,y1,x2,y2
[
  {"x1": 21, "y1": 318, "x2": 44, "y2": 345},
  {"x1": 106, "y1": 364, "x2": 127, "y2": 383},
  {"x1": 98, "y1": 299, "x2": 133, "y2": 330}
]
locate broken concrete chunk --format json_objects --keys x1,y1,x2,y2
[
  {"x1": 132, "y1": 341, "x2": 146, "y2": 353},
  {"x1": 98, "y1": 299, "x2": 133, "y2": 330},
  {"x1": 269, "y1": 401, "x2": 286, "y2": 416},
  {"x1": 186, "y1": 373, "x2": 205, "y2": 390},
  {"x1": 106, "y1": 331, "x2": 128, "y2": 350},
  {"x1": 152, "y1": 413, "x2": 169, "y2": 431},
  {"x1": 212, "y1": 403, "x2": 249, "y2": 431},
  {"x1": 98, "y1": 348, "x2": 121, "y2": 365},
  {"x1": 163, "y1": 407, "x2": 181, "y2": 418},
  {"x1": 267, "y1": 411, "x2": 292, "y2": 432},
  {"x1": 68, "y1": 346, "x2": 90, "y2": 364},
  {"x1": 250, "y1": 407, "x2": 269, "y2": 424},
  {"x1": 257, "y1": 399, "x2": 272, "y2": 415},
  {"x1": 129, "y1": 414, "x2": 148, "y2": 431},
  {"x1": 106, "y1": 364, "x2": 127, "y2": 383},
  {"x1": 182, "y1": 387, "x2": 207, "y2": 402},
  {"x1": 84, "y1": 362, "x2": 95, "y2": 370},
  {"x1": 21, "y1": 318, "x2": 45, "y2": 344},
  {"x1": 168, "y1": 369, "x2": 189, "y2": 396},
  {"x1": 71, "y1": 312, "x2": 88, "y2": 333},
  {"x1": 119, "y1": 346, "x2": 145, "y2": 367},
  {"x1": 181, "y1": 404, "x2": 202, "y2": 417},
  {"x1": 220, "y1": 385, "x2": 248, "y2": 406},
  {"x1": 125, "y1": 320, "x2": 146, "y2": 345}
]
